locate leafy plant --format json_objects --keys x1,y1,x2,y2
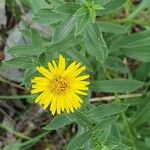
[{"x1": 1, "y1": 0, "x2": 150, "y2": 149}]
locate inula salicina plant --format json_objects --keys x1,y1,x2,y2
[{"x1": 1, "y1": 0, "x2": 150, "y2": 149}]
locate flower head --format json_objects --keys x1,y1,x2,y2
[{"x1": 31, "y1": 55, "x2": 89, "y2": 115}]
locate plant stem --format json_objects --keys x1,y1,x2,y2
[
  {"x1": 0, "y1": 95, "x2": 34, "y2": 99},
  {"x1": 102, "y1": 65, "x2": 111, "y2": 80},
  {"x1": 0, "y1": 75, "x2": 29, "y2": 92},
  {"x1": 90, "y1": 93, "x2": 143, "y2": 102},
  {"x1": 20, "y1": 131, "x2": 50, "y2": 149},
  {"x1": 103, "y1": 66, "x2": 137, "y2": 149},
  {"x1": 0, "y1": 123, "x2": 31, "y2": 140},
  {"x1": 121, "y1": 113, "x2": 137, "y2": 150}
]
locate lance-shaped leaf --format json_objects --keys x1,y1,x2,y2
[
  {"x1": 44, "y1": 113, "x2": 75, "y2": 130},
  {"x1": 91, "y1": 79, "x2": 144, "y2": 93}
]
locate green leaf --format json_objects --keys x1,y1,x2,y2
[
  {"x1": 29, "y1": 0, "x2": 49, "y2": 12},
  {"x1": 53, "y1": 3, "x2": 80, "y2": 15},
  {"x1": 73, "y1": 111, "x2": 92, "y2": 127},
  {"x1": 33, "y1": 9, "x2": 67, "y2": 25},
  {"x1": 95, "y1": 0, "x2": 111, "y2": 6},
  {"x1": 6, "y1": 0, "x2": 21, "y2": 21},
  {"x1": 91, "y1": 79, "x2": 144, "y2": 93},
  {"x1": 145, "y1": 138, "x2": 150, "y2": 148},
  {"x1": 110, "y1": 30, "x2": 150, "y2": 51},
  {"x1": 88, "y1": 103, "x2": 128, "y2": 120},
  {"x1": 89, "y1": 8, "x2": 96, "y2": 23},
  {"x1": 121, "y1": 46, "x2": 150, "y2": 62},
  {"x1": 74, "y1": 6, "x2": 87, "y2": 16},
  {"x1": 22, "y1": 68, "x2": 37, "y2": 88},
  {"x1": 93, "y1": 117, "x2": 118, "y2": 144},
  {"x1": 47, "y1": 0, "x2": 64, "y2": 7},
  {"x1": 94, "y1": 4, "x2": 105, "y2": 10},
  {"x1": 126, "y1": 0, "x2": 150, "y2": 20},
  {"x1": 132, "y1": 101, "x2": 150, "y2": 127},
  {"x1": 38, "y1": 52, "x2": 49, "y2": 66},
  {"x1": 135, "y1": 62, "x2": 150, "y2": 81},
  {"x1": 66, "y1": 49, "x2": 94, "y2": 72},
  {"x1": 110, "y1": 124, "x2": 121, "y2": 142},
  {"x1": 4, "y1": 57, "x2": 33, "y2": 69},
  {"x1": 20, "y1": 29, "x2": 32, "y2": 40},
  {"x1": 66, "y1": 131, "x2": 92, "y2": 150},
  {"x1": 96, "y1": 21, "x2": 128, "y2": 34},
  {"x1": 47, "y1": 35, "x2": 83, "y2": 51},
  {"x1": 8, "y1": 45, "x2": 42, "y2": 56},
  {"x1": 122, "y1": 97, "x2": 150, "y2": 106},
  {"x1": 106, "y1": 141, "x2": 131, "y2": 150},
  {"x1": 105, "y1": 56, "x2": 129, "y2": 73},
  {"x1": 94, "y1": 116, "x2": 118, "y2": 132},
  {"x1": 44, "y1": 113, "x2": 75, "y2": 130},
  {"x1": 75, "y1": 13, "x2": 90, "y2": 36},
  {"x1": 98, "y1": 0, "x2": 127, "y2": 15},
  {"x1": 84, "y1": 35, "x2": 108, "y2": 63},
  {"x1": 84, "y1": 23, "x2": 108, "y2": 63},
  {"x1": 3, "y1": 142, "x2": 21, "y2": 150},
  {"x1": 31, "y1": 28, "x2": 43, "y2": 47},
  {"x1": 0, "y1": 64, "x2": 23, "y2": 82},
  {"x1": 53, "y1": 16, "x2": 77, "y2": 42},
  {"x1": 81, "y1": 0, "x2": 91, "y2": 7}
]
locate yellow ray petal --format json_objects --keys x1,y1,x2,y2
[
  {"x1": 75, "y1": 75, "x2": 90, "y2": 81},
  {"x1": 71, "y1": 66, "x2": 86, "y2": 78},
  {"x1": 52, "y1": 60, "x2": 57, "y2": 69},
  {"x1": 72, "y1": 81, "x2": 89, "y2": 86},
  {"x1": 41, "y1": 93, "x2": 53, "y2": 110},
  {"x1": 48, "y1": 62, "x2": 55, "y2": 73},
  {"x1": 36, "y1": 66, "x2": 53, "y2": 79},
  {"x1": 58, "y1": 55, "x2": 65, "y2": 72},
  {"x1": 66, "y1": 94, "x2": 74, "y2": 113},
  {"x1": 32, "y1": 84, "x2": 48, "y2": 89},
  {"x1": 31, "y1": 88, "x2": 46, "y2": 94},
  {"x1": 72, "y1": 93, "x2": 83, "y2": 103},
  {"x1": 34, "y1": 91, "x2": 46, "y2": 103},
  {"x1": 71, "y1": 98, "x2": 81, "y2": 109},
  {"x1": 56, "y1": 97, "x2": 61, "y2": 114},
  {"x1": 64, "y1": 99, "x2": 70, "y2": 113},
  {"x1": 60, "y1": 96, "x2": 65, "y2": 112},
  {"x1": 75, "y1": 86, "x2": 89, "y2": 91},
  {"x1": 63, "y1": 61, "x2": 76, "y2": 76},
  {"x1": 67, "y1": 62, "x2": 82, "y2": 75},
  {"x1": 32, "y1": 82, "x2": 49, "y2": 86},
  {"x1": 32, "y1": 77, "x2": 49, "y2": 83},
  {"x1": 75, "y1": 90, "x2": 87, "y2": 95},
  {"x1": 50, "y1": 96, "x2": 57, "y2": 115}
]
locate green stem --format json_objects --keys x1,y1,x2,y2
[
  {"x1": 0, "y1": 123, "x2": 31, "y2": 140},
  {"x1": 124, "y1": 0, "x2": 131, "y2": 16},
  {"x1": 0, "y1": 75, "x2": 28, "y2": 91},
  {"x1": 97, "y1": 17, "x2": 150, "y2": 26},
  {"x1": 115, "y1": 93, "x2": 137, "y2": 149},
  {"x1": 117, "y1": 19, "x2": 150, "y2": 26},
  {"x1": 92, "y1": 134, "x2": 103, "y2": 149},
  {"x1": 103, "y1": 66, "x2": 137, "y2": 150},
  {"x1": 20, "y1": 131, "x2": 50, "y2": 148},
  {"x1": 102, "y1": 65, "x2": 111, "y2": 80},
  {"x1": 0, "y1": 95, "x2": 34, "y2": 99},
  {"x1": 121, "y1": 113, "x2": 137, "y2": 150}
]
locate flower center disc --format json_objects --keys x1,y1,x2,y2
[{"x1": 50, "y1": 76, "x2": 69, "y2": 95}]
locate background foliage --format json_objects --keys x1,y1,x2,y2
[{"x1": 0, "y1": 0, "x2": 150, "y2": 149}]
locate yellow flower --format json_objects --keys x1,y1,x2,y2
[{"x1": 31, "y1": 55, "x2": 89, "y2": 115}]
